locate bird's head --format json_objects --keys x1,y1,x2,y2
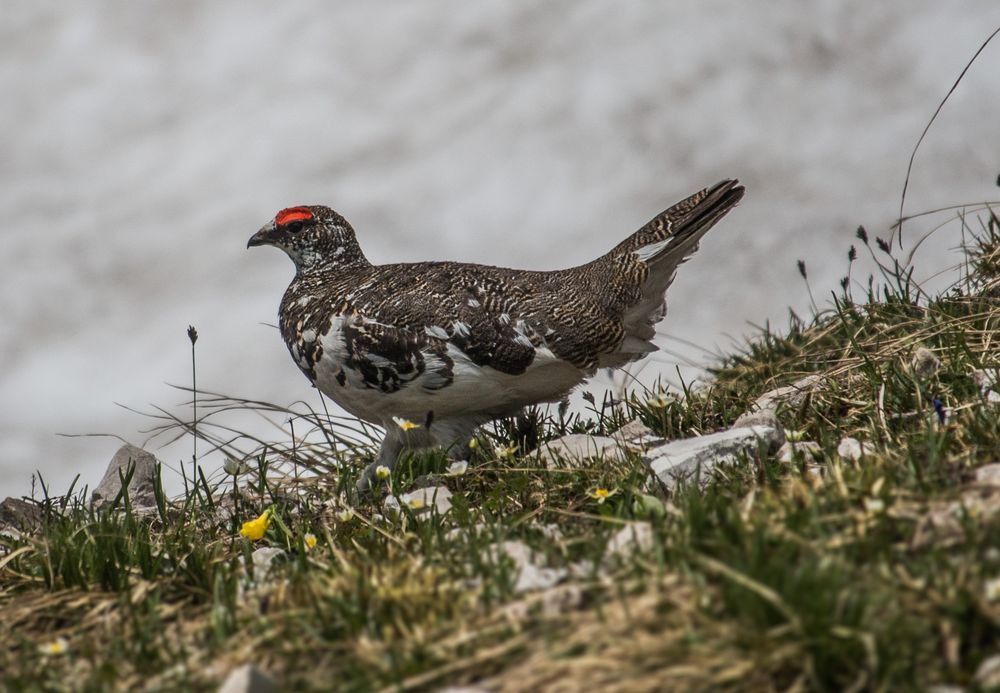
[{"x1": 247, "y1": 205, "x2": 368, "y2": 271}]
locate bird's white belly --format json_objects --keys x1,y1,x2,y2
[{"x1": 313, "y1": 337, "x2": 583, "y2": 425}]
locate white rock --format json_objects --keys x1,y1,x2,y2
[
  {"x1": 749, "y1": 375, "x2": 824, "y2": 412},
  {"x1": 989, "y1": 390, "x2": 1000, "y2": 404},
  {"x1": 400, "y1": 486, "x2": 453, "y2": 515},
  {"x1": 604, "y1": 523, "x2": 654, "y2": 562},
  {"x1": 91, "y1": 444, "x2": 159, "y2": 510},
  {"x1": 911, "y1": 346, "x2": 940, "y2": 378},
  {"x1": 535, "y1": 523, "x2": 563, "y2": 542},
  {"x1": 217, "y1": 664, "x2": 278, "y2": 693},
  {"x1": 975, "y1": 464, "x2": 1000, "y2": 487},
  {"x1": 249, "y1": 547, "x2": 285, "y2": 577},
  {"x1": 0, "y1": 497, "x2": 42, "y2": 531},
  {"x1": 731, "y1": 408, "x2": 785, "y2": 441},
  {"x1": 537, "y1": 434, "x2": 627, "y2": 466},
  {"x1": 613, "y1": 419, "x2": 661, "y2": 447},
  {"x1": 803, "y1": 464, "x2": 824, "y2": 482},
  {"x1": 538, "y1": 584, "x2": 584, "y2": 617},
  {"x1": 778, "y1": 441, "x2": 822, "y2": 463},
  {"x1": 976, "y1": 653, "x2": 1000, "y2": 688},
  {"x1": 836, "y1": 437, "x2": 869, "y2": 461},
  {"x1": 489, "y1": 540, "x2": 566, "y2": 593},
  {"x1": 973, "y1": 369, "x2": 997, "y2": 391},
  {"x1": 644, "y1": 425, "x2": 782, "y2": 491}
]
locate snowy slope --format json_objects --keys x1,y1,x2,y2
[{"x1": 1, "y1": 1, "x2": 998, "y2": 496}]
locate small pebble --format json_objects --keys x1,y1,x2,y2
[
  {"x1": 837, "y1": 437, "x2": 869, "y2": 461},
  {"x1": 910, "y1": 346, "x2": 940, "y2": 378}
]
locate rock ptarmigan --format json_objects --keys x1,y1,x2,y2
[{"x1": 248, "y1": 180, "x2": 744, "y2": 489}]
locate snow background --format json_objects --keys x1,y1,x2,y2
[{"x1": 1, "y1": 1, "x2": 998, "y2": 498}]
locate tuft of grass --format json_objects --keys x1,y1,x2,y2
[{"x1": 5, "y1": 211, "x2": 1000, "y2": 690}]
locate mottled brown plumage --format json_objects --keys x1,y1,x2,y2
[{"x1": 248, "y1": 180, "x2": 744, "y2": 489}]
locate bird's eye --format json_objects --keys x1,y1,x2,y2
[{"x1": 284, "y1": 221, "x2": 304, "y2": 234}]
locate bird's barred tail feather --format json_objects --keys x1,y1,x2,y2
[
  {"x1": 595, "y1": 179, "x2": 744, "y2": 368},
  {"x1": 611, "y1": 179, "x2": 745, "y2": 260}
]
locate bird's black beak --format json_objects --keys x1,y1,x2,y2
[{"x1": 247, "y1": 224, "x2": 273, "y2": 249}]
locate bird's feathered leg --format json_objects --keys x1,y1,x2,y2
[
  {"x1": 356, "y1": 427, "x2": 409, "y2": 493},
  {"x1": 356, "y1": 415, "x2": 484, "y2": 493},
  {"x1": 427, "y1": 416, "x2": 484, "y2": 461}
]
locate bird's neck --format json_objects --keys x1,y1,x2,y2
[{"x1": 292, "y1": 245, "x2": 372, "y2": 276}]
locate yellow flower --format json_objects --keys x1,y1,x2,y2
[
  {"x1": 304, "y1": 533, "x2": 317, "y2": 550},
  {"x1": 239, "y1": 508, "x2": 273, "y2": 541},
  {"x1": 468, "y1": 437, "x2": 479, "y2": 450},
  {"x1": 392, "y1": 416, "x2": 420, "y2": 431},
  {"x1": 590, "y1": 488, "x2": 618, "y2": 504},
  {"x1": 375, "y1": 465, "x2": 391, "y2": 480},
  {"x1": 39, "y1": 638, "x2": 69, "y2": 656}
]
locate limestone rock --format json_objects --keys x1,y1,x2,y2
[
  {"x1": 249, "y1": 547, "x2": 285, "y2": 578},
  {"x1": 0, "y1": 497, "x2": 42, "y2": 532},
  {"x1": 975, "y1": 464, "x2": 1000, "y2": 487},
  {"x1": 910, "y1": 346, "x2": 940, "y2": 378},
  {"x1": 217, "y1": 664, "x2": 277, "y2": 693},
  {"x1": 91, "y1": 444, "x2": 159, "y2": 510},
  {"x1": 749, "y1": 375, "x2": 824, "y2": 413},
  {"x1": 837, "y1": 437, "x2": 869, "y2": 461},
  {"x1": 732, "y1": 408, "x2": 785, "y2": 441},
  {"x1": 976, "y1": 654, "x2": 1000, "y2": 689},
  {"x1": 537, "y1": 434, "x2": 627, "y2": 466},
  {"x1": 613, "y1": 419, "x2": 661, "y2": 447},
  {"x1": 488, "y1": 540, "x2": 566, "y2": 593},
  {"x1": 973, "y1": 369, "x2": 997, "y2": 392},
  {"x1": 604, "y1": 523, "x2": 654, "y2": 562},
  {"x1": 644, "y1": 425, "x2": 782, "y2": 491}
]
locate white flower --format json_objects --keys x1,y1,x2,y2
[
  {"x1": 39, "y1": 638, "x2": 69, "y2": 656},
  {"x1": 223, "y1": 457, "x2": 249, "y2": 476},
  {"x1": 985, "y1": 576, "x2": 1000, "y2": 601},
  {"x1": 446, "y1": 460, "x2": 469, "y2": 476},
  {"x1": 375, "y1": 465, "x2": 391, "y2": 480},
  {"x1": 646, "y1": 393, "x2": 671, "y2": 408},
  {"x1": 392, "y1": 416, "x2": 420, "y2": 431},
  {"x1": 335, "y1": 508, "x2": 354, "y2": 523}
]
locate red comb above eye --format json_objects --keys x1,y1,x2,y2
[{"x1": 275, "y1": 207, "x2": 313, "y2": 226}]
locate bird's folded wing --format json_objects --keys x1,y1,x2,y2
[{"x1": 334, "y1": 302, "x2": 547, "y2": 394}]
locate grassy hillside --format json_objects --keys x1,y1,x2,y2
[{"x1": 3, "y1": 211, "x2": 1000, "y2": 691}]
